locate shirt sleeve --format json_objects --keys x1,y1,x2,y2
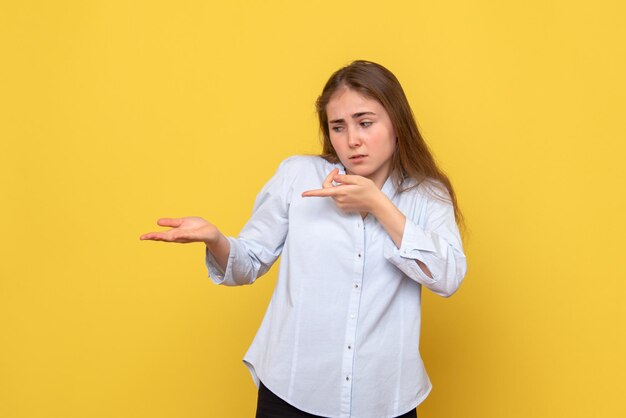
[
  {"x1": 383, "y1": 187, "x2": 467, "y2": 297},
  {"x1": 205, "y1": 157, "x2": 297, "y2": 286}
]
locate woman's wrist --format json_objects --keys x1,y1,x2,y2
[
  {"x1": 368, "y1": 189, "x2": 390, "y2": 217},
  {"x1": 204, "y1": 232, "x2": 224, "y2": 249},
  {"x1": 205, "y1": 233, "x2": 230, "y2": 272}
]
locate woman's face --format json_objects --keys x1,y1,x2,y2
[{"x1": 326, "y1": 87, "x2": 397, "y2": 189}]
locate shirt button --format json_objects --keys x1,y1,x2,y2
[
  {"x1": 348, "y1": 345, "x2": 352, "y2": 350},
  {"x1": 350, "y1": 314, "x2": 355, "y2": 319},
  {"x1": 354, "y1": 283, "x2": 359, "y2": 289},
  {"x1": 357, "y1": 253, "x2": 362, "y2": 258},
  {"x1": 346, "y1": 376, "x2": 350, "y2": 381}
]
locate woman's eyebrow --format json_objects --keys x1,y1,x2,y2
[
  {"x1": 329, "y1": 112, "x2": 376, "y2": 124},
  {"x1": 353, "y1": 111, "x2": 376, "y2": 118}
]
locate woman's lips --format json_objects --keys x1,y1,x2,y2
[{"x1": 349, "y1": 154, "x2": 368, "y2": 162}]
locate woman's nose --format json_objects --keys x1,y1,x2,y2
[{"x1": 347, "y1": 129, "x2": 362, "y2": 147}]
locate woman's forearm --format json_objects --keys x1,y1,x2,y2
[
  {"x1": 370, "y1": 194, "x2": 433, "y2": 279},
  {"x1": 370, "y1": 193, "x2": 405, "y2": 248}
]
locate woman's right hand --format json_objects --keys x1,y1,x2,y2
[{"x1": 140, "y1": 216, "x2": 220, "y2": 244}]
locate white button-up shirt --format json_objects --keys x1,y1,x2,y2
[{"x1": 206, "y1": 156, "x2": 467, "y2": 418}]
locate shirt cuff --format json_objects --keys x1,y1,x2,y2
[
  {"x1": 399, "y1": 217, "x2": 438, "y2": 254},
  {"x1": 383, "y1": 218, "x2": 441, "y2": 283}
]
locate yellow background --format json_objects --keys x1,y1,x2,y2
[{"x1": 1, "y1": 1, "x2": 625, "y2": 417}]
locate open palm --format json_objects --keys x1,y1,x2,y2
[{"x1": 140, "y1": 216, "x2": 219, "y2": 244}]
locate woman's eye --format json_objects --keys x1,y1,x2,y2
[
  {"x1": 331, "y1": 126, "x2": 343, "y2": 132},
  {"x1": 360, "y1": 121, "x2": 372, "y2": 128}
]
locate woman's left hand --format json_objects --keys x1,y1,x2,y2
[{"x1": 301, "y1": 168, "x2": 383, "y2": 215}]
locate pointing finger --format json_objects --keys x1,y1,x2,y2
[{"x1": 301, "y1": 188, "x2": 340, "y2": 198}]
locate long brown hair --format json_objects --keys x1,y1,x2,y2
[{"x1": 316, "y1": 60, "x2": 464, "y2": 228}]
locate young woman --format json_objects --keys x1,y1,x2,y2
[{"x1": 140, "y1": 60, "x2": 467, "y2": 418}]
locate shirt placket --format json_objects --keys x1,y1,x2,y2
[{"x1": 339, "y1": 216, "x2": 367, "y2": 417}]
